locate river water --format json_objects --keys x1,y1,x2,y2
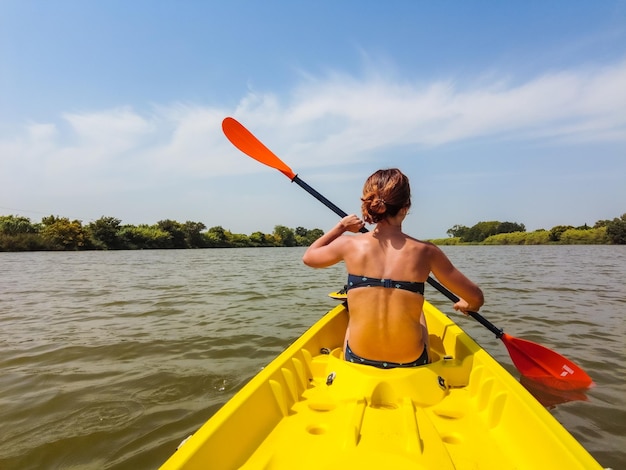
[{"x1": 0, "y1": 246, "x2": 624, "y2": 469}]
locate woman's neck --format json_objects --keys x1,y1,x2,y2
[{"x1": 374, "y1": 218, "x2": 403, "y2": 235}]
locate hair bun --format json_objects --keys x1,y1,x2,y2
[
  {"x1": 360, "y1": 168, "x2": 411, "y2": 224},
  {"x1": 370, "y1": 197, "x2": 386, "y2": 214}
]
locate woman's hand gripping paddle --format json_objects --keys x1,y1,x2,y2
[{"x1": 221, "y1": 116, "x2": 594, "y2": 390}]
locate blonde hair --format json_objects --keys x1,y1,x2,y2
[{"x1": 361, "y1": 168, "x2": 411, "y2": 224}]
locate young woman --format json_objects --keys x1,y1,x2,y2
[{"x1": 302, "y1": 168, "x2": 484, "y2": 368}]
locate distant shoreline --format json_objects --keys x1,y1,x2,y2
[
  {"x1": 428, "y1": 227, "x2": 614, "y2": 246},
  {"x1": 1, "y1": 214, "x2": 624, "y2": 251}
]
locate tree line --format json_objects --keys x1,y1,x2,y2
[
  {"x1": 0, "y1": 215, "x2": 324, "y2": 251},
  {"x1": 2, "y1": 212, "x2": 625, "y2": 252},
  {"x1": 439, "y1": 214, "x2": 626, "y2": 245}
]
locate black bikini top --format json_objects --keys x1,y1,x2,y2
[{"x1": 346, "y1": 274, "x2": 425, "y2": 295}]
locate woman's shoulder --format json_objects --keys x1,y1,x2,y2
[
  {"x1": 333, "y1": 230, "x2": 371, "y2": 250},
  {"x1": 404, "y1": 234, "x2": 437, "y2": 249}
]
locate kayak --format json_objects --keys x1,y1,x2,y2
[{"x1": 160, "y1": 299, "x2": 602, "y2": 469}]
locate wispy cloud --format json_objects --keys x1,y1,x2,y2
[
  {"x1": 287, "y1": 58, "x2": 625, "y2": 149},
  {"x1": 225, "y1": 57, "x2": 626, "y2": 169},
  {"x1": 2, "y1": 58, "x2": 625, "y2": 191}
]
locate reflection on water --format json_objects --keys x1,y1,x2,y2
[
  {"x1": 520, "y1": 376, "x2": 590, "y2": 408},
  {"x1": 0, "y1": 246, "x2": 624, "y2": 469}
]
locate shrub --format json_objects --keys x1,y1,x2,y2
[
  {"x1": 523, "y1": 230, "x2": 551, "y2": 245},
  {"x1": 431, "y1": 237, "x2": 461, "y2": 245},
  {"x1": 0, "y1": 233, "x2": 46, "y2": 251},
  {"x1": 483, "y1": 232, "x2": 528, "y2": 245},
  {"x1": 559, "y1": 227, "x2": 609, "y2": 244},
  {"x1": 606, "y1": 214, "x2": 626, "y2": 244}
]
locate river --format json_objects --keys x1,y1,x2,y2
[{"x1": 0, "y1": 246, "x2": 624, "y2": 469}]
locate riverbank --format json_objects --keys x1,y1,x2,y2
[
  {"x1": 429, "y1": 226, "x2": 612, "y2": 245},
  {"x1": 2, "y1": 214, "x2": 624, "y2": 251}
]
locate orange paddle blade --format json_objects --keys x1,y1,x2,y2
[
  {"x1": 222, "y1": 117, "x2": 296, "y2": 180},
  {"x1": 500, "y1": 333, "x2": 594, "y2": 390}
]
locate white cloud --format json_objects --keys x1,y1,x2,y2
[
  {"x1": 1, "y1": 57, "x2": 625, "y2": 226},
  {"x1": 221, "y1": 58, "x2": 626, "y2": 171},
  {"x1": 63, "y1": 107, "x2": 154, "y2": 148}
]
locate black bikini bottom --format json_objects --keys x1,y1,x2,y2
[{"x1": 344, "y1": 343, "x2": 429, "y2": 369}]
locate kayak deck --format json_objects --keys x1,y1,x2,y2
[{"x1": 160, "y1": 301, "x2": 602, "y2": 469}]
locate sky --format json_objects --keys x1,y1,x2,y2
[{"x1": 1, "y1": 1, "x2": 625, "y2": 239}]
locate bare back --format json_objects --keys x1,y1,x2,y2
[
  {"x1": 341, "y1": 231, "x2": 433, "y2": 362},
  {"x1": 302, "y1": 213, "x2": 484, "y2": 364}
]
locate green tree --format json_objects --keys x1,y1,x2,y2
[
  {"x1": 483, "y1": 232, "x2": 527, "y2": 245},
  {"x1": 294, "y1": 226, "x2": 309, "y2": 246},
  {"x1": 206, "y1": 226, "x2": 229, "y2": 247},
  {"x1": 249, "y1": 231, "x2": 272, "y2": 246},
  {"x1": 549, "y1": 225, "x2": 574, "y2": 242},
  {"x1": 0, "y1": 215, "x2": 38, "y2": 235},
  {"x1": 593, "y1": 219, "x2": 611, "y2": 228},
  {"x1": 0, "y1": 215, "x2": 43, "y2": 251},
  {"x1": 228, "y1": 232, "x2": 252, "y2": 247},
  {"x1": 293, "y1": 227, "x2": 325, "y2": 246},
  {"x1": 295, "y1": 227, "x2": 308, "y2": 237},
  {"x1": 560, "y1": 227, "x2": 608, "y2": 244},
  {"x1": 88, "y1": 216, "x2": 123, "y2": 249},
  {"x1": 41, "y1": 215, "x2": 87, "y2": 250},
  {"x1": 182, "y1": 221, "x2": 207, "y2": 248},
  {"x1": 304, "y1": 228, "x2": 324, "y2": 245},
  {"x1": 606, "y1": 214, "x2": 626, "y2": 244},
  {"x1": 120, "y1": 225, "x2": 171, "y2": 249},
  {"x1": 446, "y1": 224, "x2": 469, "y2": 238},
  {"x1": 524, "y1": 230, "x2": 550, "y2": 245},
  {"x1": 273, "y1": 225, "x2": 296, "y2": 247},
  {"x1": 462, "y1": 221, "x2": 500, "y2": 242},
  {"x1": 156, "y1": 219, "x2": 186, "y2": 248},
  {"x1": 497, "y1": 221, "x2": 526, "y2": 234}
]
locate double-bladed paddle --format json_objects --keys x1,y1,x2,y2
[{"x1": 222, "y1": 116, "x2": 594, "y2": 390}]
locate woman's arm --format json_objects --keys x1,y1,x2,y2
[
  {"x1": 302, "y1": 214, "x2": 364, "y2": 268},
  {"x1": 429, "y1": 245, "x2": 484, "y2": 313}
]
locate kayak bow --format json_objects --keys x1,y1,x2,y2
[{"x1": 160, "y1": 301, "x2": 602, "y2": 469}]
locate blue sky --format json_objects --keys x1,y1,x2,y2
[{"x1": 1, "y1": 1, "x2": 625, "y2": 238}]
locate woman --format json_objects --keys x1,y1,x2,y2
[{"x1": 302, "y1": 168, "x2": 484, "y2": 368}]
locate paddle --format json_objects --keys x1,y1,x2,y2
[
  {"x1": 221, "y1": 116, "x2": 594, "y2": 390},
  {"x1": 423, "y1": 279, "x2": 593, "y2": 390}
]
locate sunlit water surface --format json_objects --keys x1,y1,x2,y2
[{"x1": 0, "y1": 246, "x2": 624, "y2": 469}]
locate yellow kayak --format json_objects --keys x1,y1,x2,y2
[{"x1": 160, "y1": 300, "x2": 602, "y2": 469}]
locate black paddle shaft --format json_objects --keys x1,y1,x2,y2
[
  {"x1": 292, "y1": 175, "x2": 367, "y2": 233},
  {"x1": 427, "y1": 278, "x2": 504, "y2": 338},
  {"x1": 294, "y1": 174, "x2": 503, "y2": 338}
]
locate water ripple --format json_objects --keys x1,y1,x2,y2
[{"x1": 0, "y1": 246, "x2": 624, "y2": 469}]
